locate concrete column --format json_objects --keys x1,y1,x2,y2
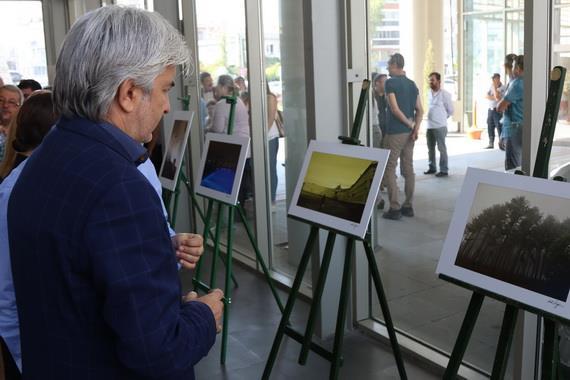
[
  {"x1": 283, "y1": 0, "x2": 311, "y2": 269},
  {"x1": 304, "y1": 0, "x2": 348, "y2": 338},
  {"x1": 405, "y1": 0, "x2": 445, "y2": 104},
  {"x1": 244, "y1": 0, "x2": 272, "y2": 262}
]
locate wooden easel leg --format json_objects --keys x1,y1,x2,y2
[
  {"x1": 363, "y1": 241, "x2": 407, "y2": 380},
  {"x1": 329, "y1": 239, "x2": 355, "y2": 380},
  {"x1": 194, "y1": 200, "x2": 214, "y2": 287},
  {"x1": 490, "y1": 305, "x2": 518, "y2": 379},
  {"x1": 209, "y1": 203, "x2": 224, "y2": 289},
  {"x1": 542, "y1": 319, "x2": 558, "y2": 380},
  {"x1": 220, "y1": 206, "x2": 235, "y2": 365},
  {"x1": 298, "y1": 231, "x2": 337, "y2": 365},
  {"x1": 443, "y1": 292, "x2": 485, "y2": 380},
  {"x1": 236, "y1": 204, "x2": 284, "y2": 313},
  {"x1": 262, "y1": 226, "x2": 319, "y2": 380}
]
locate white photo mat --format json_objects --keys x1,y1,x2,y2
[
  {"x1": 159, "y1": 111, "x2": 194, "y2": 191},
  {"x1": 194, "y1": 133, "x2": 250, "y2": 206},
  {"x1": 288, "y1": 140, "x2": 389, "y2": 239},
  {"x1": 436, "y1": 167, "x2": 570, "y2": 320}
]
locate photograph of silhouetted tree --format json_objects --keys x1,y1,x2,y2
[{"x1": 455, "y1": 196, "x2": 570, "y2": 301}]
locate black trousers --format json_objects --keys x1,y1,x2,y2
[{"x1": 487, "y1": 108, "x2": 502, "y2": 140}]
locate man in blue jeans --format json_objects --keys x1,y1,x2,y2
[
  {"x1": 498, "y1": 55, "x2": 524, "y2": 171},
  {"x1": 424, "y1": 72, "x2": 454, "y2": 177}
]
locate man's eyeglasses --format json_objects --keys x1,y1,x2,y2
[{"x1": 0, "y1": 98, "x2": 21, "y2": 108}]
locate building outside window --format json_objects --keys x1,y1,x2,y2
[
  {"x1": 0, "y1": 1, "x2": 48, "y2": 87},
  {"x1": 462, "y1": 0, "x2": 523, "y2": 130}
]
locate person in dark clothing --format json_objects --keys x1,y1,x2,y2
[{"x1": 7, "y1": 7, "x2": 223, "y2": 379}]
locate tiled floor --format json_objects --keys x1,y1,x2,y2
[
  {"x1": 182, "y1": 256, "x2": 441, "y2": 379},
  {"x1": 198, "y1": 127, "x2": 570, "y2": 378},
  {"x1": 372, "y1": 134, "x2": 511, "y2": 374}
]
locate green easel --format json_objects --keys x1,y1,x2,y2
[
  {"x1": 191, "y1": 95, "x2": 285, "y2": 365},
  {"x1": 161, "y1": 96, "x2": 240, "y2": 287},
  {"x1": 161, "y1": 95, "x2": 204, "y2": 230},
  {"x1": 261, "y1": 80, "x2": 407, "y2": 380},
  {"x1": 441, "y1": 66, "x2": 567, "y2": 380}
]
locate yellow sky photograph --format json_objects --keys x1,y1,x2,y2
[{"x1": 304, "y1": 152, "x2": 375, "y2": 188}]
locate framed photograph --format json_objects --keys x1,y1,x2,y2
[
  {"x1": 195, "y1": 133, "x2": 250, "y2": 205},
  {"x1": 437, "y1": 167, "x2": 570, "y2": 320},
  {"x1": 288, "y1": 140, "x2": 389, "y2": 239},
  {"x1": 159, "y1": 111, "x2": 194, "y2": 191}
]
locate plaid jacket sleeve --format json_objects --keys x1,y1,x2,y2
[{"x1": 84, "y1": 171, "x2": 216, "y2": 378}]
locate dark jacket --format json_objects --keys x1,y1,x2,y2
[{"x1": 9, "y1": 117, "x2": 215, "y2": 379}]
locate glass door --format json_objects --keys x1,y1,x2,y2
[
  {"x1": 0, "y1": 1, "x2": 49, "y2": 87},
  {"x1": 364, "y1": 0, "x2": 524, "y2": 376},
  {"x1": 193, "y1": 0, "x2": 258, "y2": 258}
]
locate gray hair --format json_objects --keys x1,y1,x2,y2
[
  {"x1": 54, "y1": 5, "x2": 190, "y2": 122},
  {"x1": 0, "y1": 85, "x2": 24, "y2": 106}
]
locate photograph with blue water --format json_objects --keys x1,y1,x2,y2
[{"x1": 200, "y1": 140, "x2": 241, "y2": 195}]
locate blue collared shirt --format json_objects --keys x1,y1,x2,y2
[
  {"x1": 501, "y1": 76, "x2": 524, "y2": 139},
  {"x1": 97, "y1": 119, "x2": 148, "y2": 164},
  {"x1": 0, "y1": 158, "x2": 28, "y2": 370},
  {"x1": 137, "y1": 159, "x2": 176, "y2": 237}
]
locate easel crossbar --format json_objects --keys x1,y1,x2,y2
[{"x1": 283, "y1": 326, "x2": 338, "y2": 363}]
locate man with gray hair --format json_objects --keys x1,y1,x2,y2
[
  {"x1": 7, "y1": 6, "x2": 223, "y2": 379},
  {"x1": 0, "y1": 85, "x2": 23, "y2": 161}
]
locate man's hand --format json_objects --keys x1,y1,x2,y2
[
  {"x1": 172, "y1": 233, "x2": 204, "y2": 270},
  {"x1": 410, "y1": 129, "x2": 419, "y2": 141},
  {"x1": 187, "y1": 289, "x2": 224, "y2": 333}
]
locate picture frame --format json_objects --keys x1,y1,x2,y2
[
  {"x1": 195, "y1": 133, "x2": 250, "y2": 206},
  {"x1": 159, "y1": 111, "x2": 194, "y2": 191},
  {"x1": 288, "y1": 140, "x2": 389, "y2": 239},
  {"x1": 436, "y1": 167, "x2": 570, "y2": 320}
]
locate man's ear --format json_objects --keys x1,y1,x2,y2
[{"x1": 115, "y1": 79, "x2": 142, "y2": 113}]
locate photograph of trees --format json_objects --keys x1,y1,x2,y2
[{"x1": 455, "y1": 187, "x2": 570, "y2": 302}]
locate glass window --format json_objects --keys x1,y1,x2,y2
[
  {"x1": 464, "y1": 12, "x2": 504, "y2": 128},
  {"x1": 464, "y1": 0, "x2": 505, "y2": 13},
  {"x1": 506, "y1": 0, "x2": 524, "y2": 8},
  {"x1": 369, "y1": 0, "x2": 401, "y2": 74},
  {"x1": 262, "y1": 0, "x2": 288, "y2": 275},
  {"x1": 364, "y1": 0, "x2": 523, "y2": 376},
  {"x1": 194, "y1": 0, "x2": 255, "y2": 258},
  {"x1": 444, "y1": 0, "x2": 459, "y2": 100},
  {"x1": 113, "y1": 0, "x2": 152, "y2": 10},
  {"x1": 551, "y1": 5, "x2": 570, "y2": 371},
  {"x1": 262, "y1": 0, "x2": 311, "y2": 284},
  {"x1": 554, "y1": 6, "x2": 570, "y2": 46},
  {"x1": 0, "y1": 1, "x2": 48, "y2": 87},
  {"x1": 551, "y1": 6, "x2": 570, "y2": 179},
  {"x1": 506, "y1": 11, "x2": 524, "y2": 54}
]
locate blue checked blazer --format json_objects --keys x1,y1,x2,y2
[{"x1": 8, "y1": 117, "x2": 216, "y2": 379}]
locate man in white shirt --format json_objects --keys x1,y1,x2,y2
[
  {"x1": 424, "y1": 72, "x2": 454, "y2": 177},
  {"x1": 484, "y1": 73, "x2": 506, "y2": 149}
]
